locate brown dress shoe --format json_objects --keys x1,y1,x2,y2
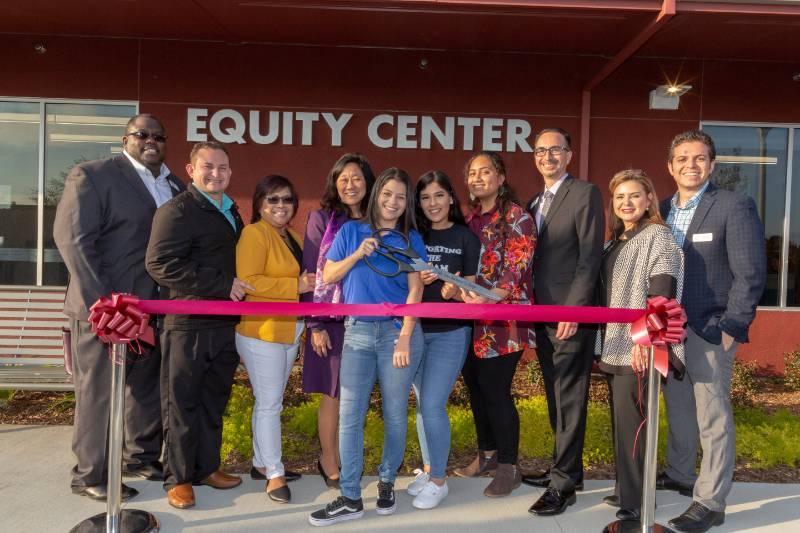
[
  {"x1": 483, "y1": 463, "x2": 522, "y2": 497},
  {"x1": 167, "y1": 483, "x2": 195, "y2": 509},
  {"x1": 453, "y1": 450, "x2": 498, "y2": 478},
  {"x1": 200, "y1": 470, "x2": 242, "y2": 490}
]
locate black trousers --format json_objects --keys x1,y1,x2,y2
[
  {"x1": 461, "y1": 348, "x2": 523, "y2": 465},
  {"x1": 69, "y1": 319, "x2": 163, "y2": 488},
  {"x1": 160, "y1": 326, "x2": 239, "y2": 489},
  {"x1": 535, "y1": 324, "x2": 593, "y2": 492},
  {"x1": 607, "y1": 372, "x2": 648, "y2": 510}
]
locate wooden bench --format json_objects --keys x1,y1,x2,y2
[{"x1": 0, "y1": 286, "x2": 73, "y2": 391}]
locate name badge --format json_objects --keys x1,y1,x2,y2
[{"x1": 692, "y1": 233, "x2": 713, "y2": 243}]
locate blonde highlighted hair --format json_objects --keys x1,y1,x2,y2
[{"x1": 607, "y1": 169, "x2": 664, "y2": 238}]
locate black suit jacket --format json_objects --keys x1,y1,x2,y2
[
  {"x1": 54, "y1": 154, "x2": 185, "y2": 320},
  {"x1": 146, "y1": 184, "x2": 244, "y2": 330},
  {"x1": 527, "y1": 174, "x2": 605, "y2": 307},
  {"x1": 660, "y1": 182, "x2": 766, "y2": 344}
]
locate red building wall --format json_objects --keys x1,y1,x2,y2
[{"x1": 4, "y1": 34, "x2": 799, "y2": 371}]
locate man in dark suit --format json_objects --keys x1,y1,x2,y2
[
  {"x1": 54, "y1": 114, "x2": 185, "y2": 501},
  {"x1": 659, "y1": 130, "x2": 766, "y2": 533},
  {"x1": 524, "y1": 128, "x2": 605, "y2": 516},
  {"x1": 146, "y1": 141, "x2": 251, "y2": 510}
]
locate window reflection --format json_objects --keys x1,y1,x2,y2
[
  {"x1": 43, "y1": 102, "x2": 135, "y2": 285},
  {"x1": 704, "y1": 125, "x2": 788, "y2": 307},
  {"x1": 0, "y1": 102, "x2": 40, "y2": 285},
  {"x1": 788, "y1": 131, "x2": 800, "y2": 307}
]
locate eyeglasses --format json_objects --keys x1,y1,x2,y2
[
  {"x1": 265, "y1": 195, "x2": 295, "y2": 205},
  {"x1": 126, "y1": 130, "x2": 168, "y2": 143},
  {"x1": 533, "y1": 146, "x2": 570, "y2": 158}
]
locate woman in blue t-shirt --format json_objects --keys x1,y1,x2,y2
[
  {"x1": 308, "y1": 168, "x2": 426, "y2": 527},
  {"x1": 405, "y1": 171, "x2": 480, "y2": 510}
]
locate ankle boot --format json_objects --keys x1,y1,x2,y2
[
  {"x1": 483, "y1": 463, "x2": 521, "y2": 497},
  {"x1": 453, "y1": 450, "x2": 498, "y2": 478}
]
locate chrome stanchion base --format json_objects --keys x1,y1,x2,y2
[
  {"x1": 68, "y1": 509, "x2": 159, "y2": 533},
  {"x1": 603, "y1": 520, "x2": 675, "y2": 533}
]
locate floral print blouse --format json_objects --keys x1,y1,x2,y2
[{"x1": 467, "y1": 202, "x2": 537, "y2": 358}]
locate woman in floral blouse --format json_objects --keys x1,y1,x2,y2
[{"x1": 448, "y1": 151, "x2": 536, "y2": 497}]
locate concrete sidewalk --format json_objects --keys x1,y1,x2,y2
[{"x1": 1, "y1": 424, "x2": 799, "y2": 532}]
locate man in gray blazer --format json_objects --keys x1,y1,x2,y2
[
  {"x1": 54, "y1": 114, "x2": 185, "y2": 501},
  {"x1": 658, "y1": 130, "x2": 766, "y2": 532},
  {"x1": 525, "y1": 128, "x2": 605, "y2": 516}
]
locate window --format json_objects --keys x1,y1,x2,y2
[
  {"x1": 0, "y1": 98, "x2": 136, "y2": 287},
  {"x1": 702, "y1": 123, "x2": 799, "y2": 308}
]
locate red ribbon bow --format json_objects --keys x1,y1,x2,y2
[
  {"x1": 88, "y1": 293, "x2": 155, "y2": 346},
  {"x1": 630, "y1": 296, "x2": 687, "y2": 377}
]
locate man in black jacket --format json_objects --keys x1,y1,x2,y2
[
  {"x1": 146, "y1": 141, "x2": 252, "y2": 510},
  {"x1": 54, "y1": 114, "x2": 184, "y2": 501}
]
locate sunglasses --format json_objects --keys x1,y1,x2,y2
[
  {"x1": 127, "y1": 130, "x2": 168, "y2": 143},
  {"x1": 265, "y1": 195, "x2": 295, "y2": 205}
]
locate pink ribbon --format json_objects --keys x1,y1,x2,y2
[
  {"x1": 630, "y1": 296, "x2": 688, "y2": 377},
  {"x1": 88, "y1": 294, "x2": 155, "y2": 346},
  {"x1": 89, "y1": 295, "x2": 687, "y2": 367}
]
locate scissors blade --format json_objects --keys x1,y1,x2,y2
[{"x1": 429, "y1": 266, "x2": 503, "y2": 301}]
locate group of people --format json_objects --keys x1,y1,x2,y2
[{"x1": 54, "y1": 113, "x2": 766, "y2": 533}]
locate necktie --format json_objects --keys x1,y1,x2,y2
[{"x1": 540, "y1": 190, "x2": 555, "y2": 219}]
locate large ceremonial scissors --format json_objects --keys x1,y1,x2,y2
[{"x1": 364, "y1": 228, "x2": 503, "y2": 302}]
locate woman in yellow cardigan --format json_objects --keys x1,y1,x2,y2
[{"x1": 236, "y1": 175, "x2": 315, "y2": 504}]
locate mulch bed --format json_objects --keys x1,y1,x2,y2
[{"x1": 3, "y1": 361, "x2": 799, "y2": 482}]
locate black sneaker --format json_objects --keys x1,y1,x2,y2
[
  {"x1": 308, "y1": 496, "x2": 364, "y2": 527},
  {"x1": 376, "y1": 480, "x2": 396, "y2": 515}
]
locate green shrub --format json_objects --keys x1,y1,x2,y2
[
  {"x1": 731, "y1": 360, "x2": 762, "y2": 407},
  {"x1": 734, "y1": 407, "x2": 800, "y2": 468},
  {"x1": 784, "y1": 347, "x2": 800, "y2": 391},
  {"x1": 221, "y1": 384, "x2": 254, "y2": 462}
]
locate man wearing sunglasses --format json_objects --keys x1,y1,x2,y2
[
  {"x1": 524, "y1": 127, "x2": 605, "y2": 517},
  {"x1": 54, "y1": 114, "x2": 185, "y2": 502}
]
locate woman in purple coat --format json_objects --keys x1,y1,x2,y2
[{"x1": 301, "y1": 153, "x2": 375, "y2": 487}]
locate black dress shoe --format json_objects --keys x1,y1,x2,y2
[
  {"x1": 72, "y1": 483, "x2": 139, "y2": 502},
  {"x1": 669, "y1": 501, "x2": 724, "y2": 532},
  {"x1": 603, "y1": 494, "x2": 620, "y2": 507},
  {"x1": 267, "y1": 483, "x2": 291, "y2": 504},
  {"x1": 528, "y1": 487, "x2": 576, "y2": 516},
  {"x1": 521, "y1": 469, "x2": 584, "y2": 491},
  {"x1": 122, "y1": 462, "x2": 164, "y2": 481},
  {"x1": 250, "y1": 466, "x2": 301, "y2": 482},
  {"x1": 317, "y1": 459, "x2": 340, "y2": 489},
  {"x1": 616, "y1": 508, "x2": 641, "y2": 521},
  {"x1": 656, "y1": 472, "x2": 694, "y2": 497}
]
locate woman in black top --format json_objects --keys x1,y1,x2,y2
[{"x1": 405, "y1": 171, "x2": 480, "y2": 510}]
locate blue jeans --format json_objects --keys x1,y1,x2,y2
[
  {"x1": 338, "y1": 318, "x2": 423, "y2": 500},
  {"x1": 412, "y1": 326, "x2": 471, "y2": 479}
]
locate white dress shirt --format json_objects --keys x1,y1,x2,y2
[
  {"x1": 122, "y1": 149, "x2": 175, "y2": 207},
  {"x1": 535, "y1": 173, "x2": 568, "y2": 229}
]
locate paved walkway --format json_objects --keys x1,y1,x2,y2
[{"x1": 1, "y1": 424, "x2": 799, "y2": 532}]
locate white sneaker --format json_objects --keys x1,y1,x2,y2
[
  {"x1": 412, "y1": 480, "x2": 449, "y2": 509},
  {"x1": 406, "y1": 469, "x2": 430, "y2": 496}
]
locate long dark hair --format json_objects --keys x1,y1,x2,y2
[
  {"x1": 365, "y1": 167, "x2": 417, "y2": 235},
  {"x1": 464, "y1": 151, "x2": 519, "y2": 270},
  {"x1": 250, "y1": 175, "x2": 299, "y2": 224},
  {"x1": 415, "y1": 170, "x2": 466, "y2": 237},
  {"x1": 319, "y1": 152, "x2": 375, "y2": 217}
]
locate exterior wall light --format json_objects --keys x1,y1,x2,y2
[{"x1": 649, "y1": 84, "x2": 692, "y2": 110}]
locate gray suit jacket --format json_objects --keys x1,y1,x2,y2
[
  {"x1": 527, "y1": 174, "x2": 605, "y2": 308},
  {"x1": 660, "y1": 182, "x2": 766, "y2": 344},
  {"x1": 54, "y1": 154, "x2": 185, "y2": 320}
]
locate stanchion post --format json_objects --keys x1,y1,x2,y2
[
  {"x1": 603, "y1": 346, "x2": 675, "y2": 533},
  {"x1": 69, "y1": 343, "x2": 159, "y2": 533}
]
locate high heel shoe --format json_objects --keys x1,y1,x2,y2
[{"x1": 317, "y1": 459, "x2": 340, "y2": 489}]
